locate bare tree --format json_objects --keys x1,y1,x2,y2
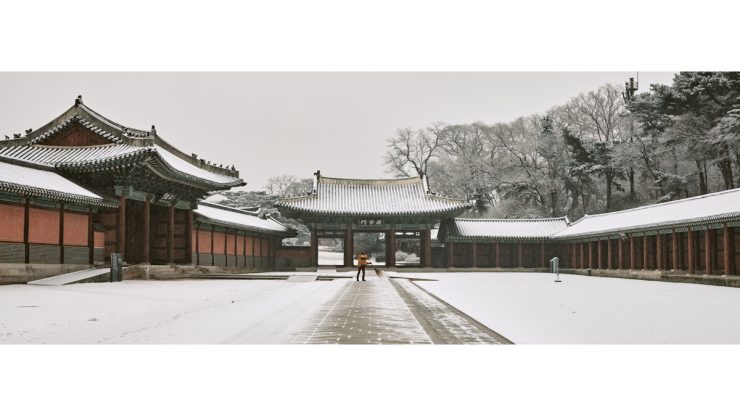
[
  {"x1": 558, "y1": 84, "x2": 627, "y2": 211},
  {"x1": 264, "y1": 175, "x2": 312, "y2": 197},
  {"x1": 383, "y1": 123, "x2": 447, "y2": 177}
]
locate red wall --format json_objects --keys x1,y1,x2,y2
[
  {"x1": 0, "y1": 203, "x2": 24, "y2": 242},
  {"x1": 28, "y1": 208, "x2": 59, "y2": 244},
  {"x1": 213, "y1": 231, "x2": 226, "y2": 254},
  {"x1": 63, "y1": 211, "x2": 89, "y2": 246},
  {"x1": 94, "y1": 231, "x2": 105, "y2": 248},
  {"x1": 254, "y1": 237, "x2": 261, "y2": 256},
  {"x1": 246, "y1": 236, "x2": 254, "y2": 254},
  {"x1": 226, "y1": 232, "x2": 236, "y2": 255},
  {"x1": 236, "y1": 234, "x2": 245, "y2": 255},
  {"x1": 197, "y1": 230, "x2": 212, "y2": 253},
  {"x1": 262, "y1": 238, "x2": 269, "y2": 256}
]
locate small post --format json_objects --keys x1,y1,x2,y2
[
  {"x1": 550, "y1": 257, "x2": 561, "y2": 282},
  {"x1": 110, "y1": 252, "x2": 123, "y2": 282}
]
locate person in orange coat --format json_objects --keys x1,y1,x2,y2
[{"x1": 356, "y1": 252, "x2": 370, "y2": 281}]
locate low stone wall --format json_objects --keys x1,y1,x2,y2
[
  {"x1": 0, "y1": 263, "x2": 92, "y2": 284},
  {"x1": 123, "y1": 264, "x2": 276, "y2": 281}
]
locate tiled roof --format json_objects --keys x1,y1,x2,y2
[
  {"x1": 277, "y1": 174, "x2": 470, "y2": 217},
  {"x1": 0, "y1": 159, "x2": 112, "y2": 207},
  {"x1": 0, "y1": 143, "x2": 144, "y2": 166},
  {"x1": 0, "y1": 99, "x2": 244, "y2": 190},
  {"x1": 442, "y1": 217, "x2": 569, "y2": 241},
  {"x1": 553, "y1": 187, "x2": 740, "y2": 239},
  {"x1": 194, "y1": 202, "x2": 295, "y2": 235}
]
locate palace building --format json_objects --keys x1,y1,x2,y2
[
  {"x1": 277, "y1": 171, "x2": 740, "y2": 286},
  {"x1": 276, "y1": 172, "x2": 470, "y2": 268},
  {"x1": 1, "y1": 98, "x2": 738, "y2": 286},
  {"x1": 0, "y1": 97, "x2": 293, "y2": 283}
]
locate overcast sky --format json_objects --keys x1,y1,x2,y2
[{"x1": 0, "y1": 72, "x2": 675, "y2": 190}]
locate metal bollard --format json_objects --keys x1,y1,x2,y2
[
  {"x1": 110, "y1": 253, "x2": 123, "y2": 282},
  {"x1": 550, "y1": 256, "x2": 561, "y2": 282}
]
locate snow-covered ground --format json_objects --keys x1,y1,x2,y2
[
  {"x1": 6, "y1": 272, "x2": 739, "y2": 344},
  {"x1": 410, "y1": 272, "x2": 740, "y2": 343},
  {"x1": 0, "y1": 279, "x2": 346, "y2": 344},
  {"x1": 318, "y1": 249, "x2": 344, "y2": 265}
]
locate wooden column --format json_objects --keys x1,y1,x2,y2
[
  {"x1": 88, "y1": 207, "x2": 94, "y2": 265},
  {"x1": 495, "y1": 241, "x2": 500, "y2": 268},
  {"x1": 687, "y1": 229, "x2": 695, "y2": 275},
  {"x1": 117, "y1": 195, "x2": 126, "y2": 256},
  {"x1": 210, "y1": 226, "x2": 215, "y2": 266},
  {"x1": 629, "y1": 235, "x2": 636, "y2": 270},
  {"x1": 242, "y1": 231, "x2": 247, "y2": 268},
  {"x1": 705, "y1": 228, "x2": 713, "y2": 276},
  {"x1": 24, "y1": 198, "x2": 30, "y2": 264},
  {"x1": 571, "y1": 243, "x2": 576, "y2": 269},
  {"x1": 642, "y1": 235, "x2": 649, "y2": 270},
  {"x1": 224, "y1": 231, "x2": 229, "y2": 267},
  {"x1": 446, "y1": 241, "x2": 454, "y2": 268},
  {"x1": 344, "y1": 225, "x2": 353, "y2": 268},
  {"x1": 167, "y1": 204, "x2": 175, "y2": 263},
  {"x1": 617, "y1": 238, "x2": 623, "y2": 270},
  {"x1": 580, "y1": 242, "x2": 585, "y2": 269},
  {"x1": 672, "y1": 229, "x2": 679, "y2": 271},
  {"x1": 195, "y1": 224, "x2": 200, "y2": 266},
  {"x1": 421, "y1": 229, "x2": 432, "y2": 268},
  {"x1": 232, "y1": 232, "x2": 237, "y2": 267},
  {"x1": 540, "y1": 241, "x2": 545, "y2": 268},
  {"x1": 185, "y1": 208, "x2": 193, "y2": 264},
  {"x1": 59, "y1": 203, "x2": 65, "y2": 264},
  {"x1": 142, "y1": 197, "x2": 151, "y2": 264},
  {"x1": 597, "y1": 239, "x2": 602, "y2": 269},
  {"x1": 471, "y1": 242, "x2": 477, "y2": 268},
  {"x1": 387, "y1": 226, "x2": 396, "y2": 267},
  {"x1": 310, "y1": 230, "x2": 318, "y2": 267},
  {"x1": 588, "y1": 240, "x2": 593, "y2": 269},
  {"x1": 224, "y1": 230, "x2": 230, "y2": 266},
  {"x1": 517, "y1": 242, "x2": 523, "y2": 268},
  {"x1": 656, "y1": 233, "x2": 662, "y2": 270},
  {"x1": 252, "y1": 233, "x2": 257, "y2": 268},
  {"x1": 607, "y1": 238, "x2": 613, "y2": 269},
  {"x1": 723, "y1": 224, "x2": 732, "y2": 276}
]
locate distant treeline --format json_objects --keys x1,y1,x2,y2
[{"x1": 383, "y1": 72, "x2": 740, "y2": 219}]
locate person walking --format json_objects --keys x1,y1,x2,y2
[{"x1": 356, "y1": 252, "x2": 370, "y2": 281}]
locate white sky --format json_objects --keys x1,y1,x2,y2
[{"x1": 0, "y1": 72, "x2": 674, "y2": 190}]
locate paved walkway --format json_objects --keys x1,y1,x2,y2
[{"x1": 292, "y1": 271, "x2": 511, "y2": 344}]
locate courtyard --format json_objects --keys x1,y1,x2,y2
[{"x1": 2, "y1": 272, "x2": 740, "y2": 344}]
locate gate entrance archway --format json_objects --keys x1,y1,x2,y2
[{"x1": 276, "y1": 172, "x2": 469, "y2": 269}]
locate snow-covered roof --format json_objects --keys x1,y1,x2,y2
[
  {"x1": 0, "y1": 159, "x2": 110, "y2": 206},
  {"x1": 553, "y1": 188, "x2": 740, "y2": 239},
  {"x1": 194, "y1": 202, "x2": 294, "y2": 235},
  {"x1": 277, "y1": 174, "x2": 470, "y2": 217},
  {"x1": 442, "y1": 217, "x2": 570, "y2": 241},
  {"x1": 0, "y1": 98, "x2": 244, "y2": 190}
]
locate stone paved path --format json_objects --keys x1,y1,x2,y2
[{"x1": 292, "y1": 271, "x2": 511, "y2": 344}]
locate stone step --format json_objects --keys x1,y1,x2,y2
[{"x1": 27, "y1": 267, "x2": 111, "y2": 286}]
